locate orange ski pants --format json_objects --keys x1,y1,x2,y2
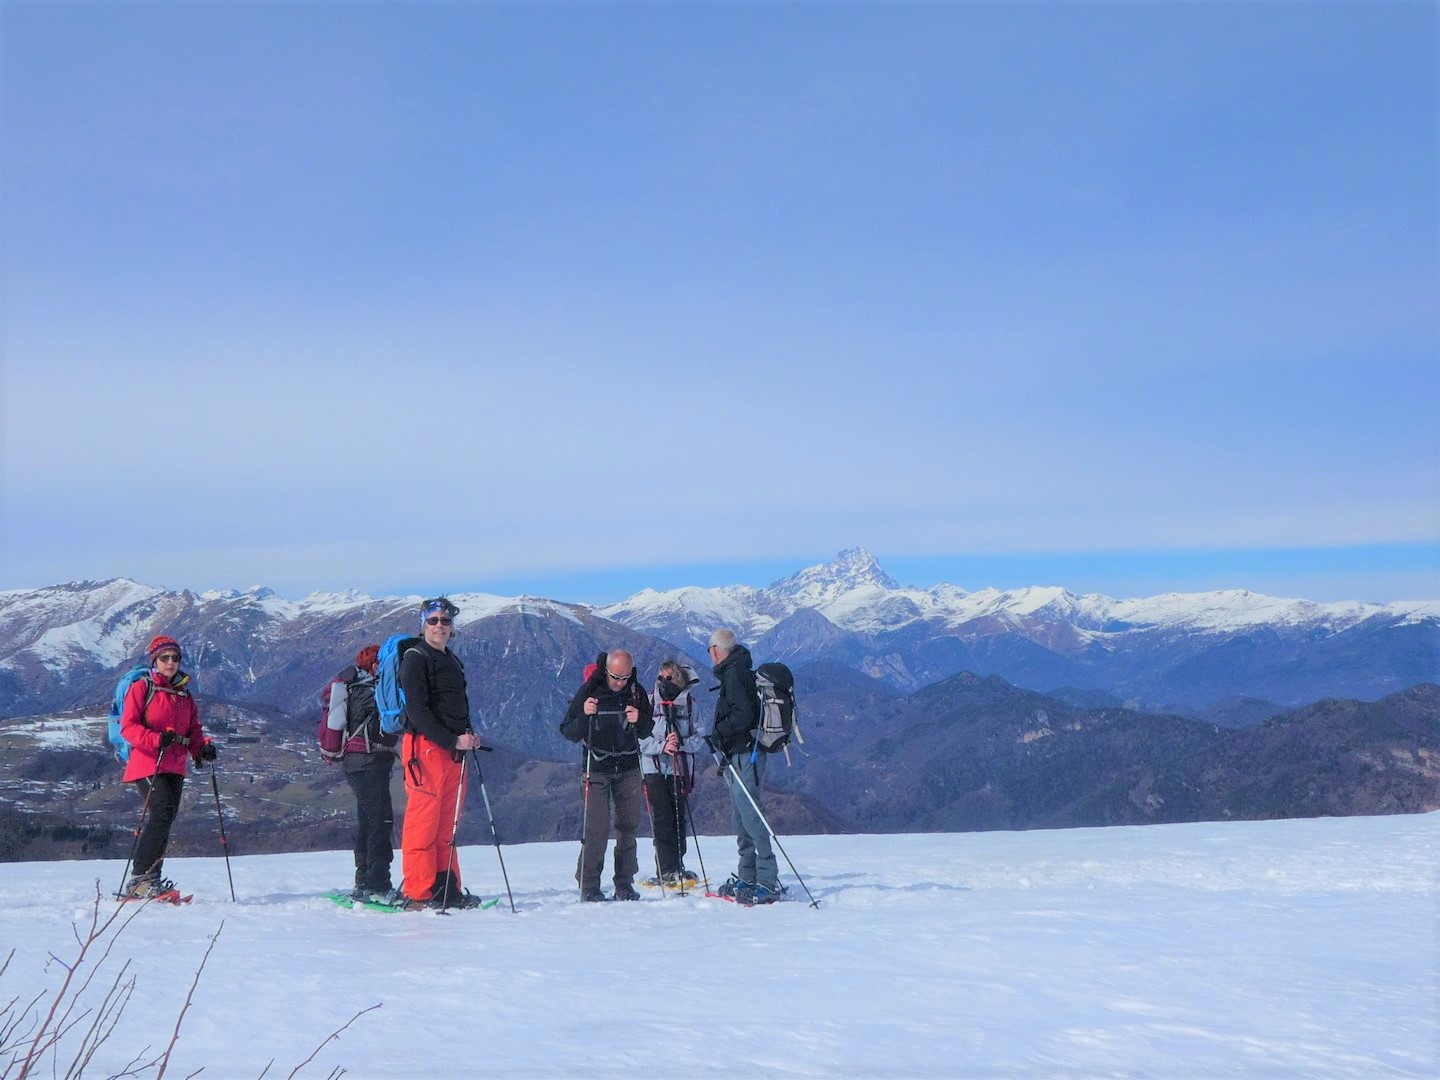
[{"x1": 400, "y1": 733, "x2": 467, "y2": 901}]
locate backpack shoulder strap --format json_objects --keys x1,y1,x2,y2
[{"x1": 132, "y1": 673, "x2": 158, "y2": 726}]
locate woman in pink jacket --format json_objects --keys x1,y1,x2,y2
[{"x1": 119, "y1": 634, "x2": 215, "y2": 898}]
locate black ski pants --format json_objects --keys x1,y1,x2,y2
[
  {"x1": 345, "y1": 757, "x2": 395, "y2": 893},
  {"x1": 132, "y1": 772, "x2": 184, "y2": 882},
  {"x1": 643, "y1": 772, "x2": 689, "y2": 877}
]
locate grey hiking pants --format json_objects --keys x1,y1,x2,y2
[
  {"x1": 575, "y1": 766, "x2": 643, "y2": 894},
  {"x1": 726, "y1": 752, "x2": 777, "y2": 889}
]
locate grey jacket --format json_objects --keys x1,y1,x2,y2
[{"x1": 639, "y1": 669, "x2": 706, "y2": 777}]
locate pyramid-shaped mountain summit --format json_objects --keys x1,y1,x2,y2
[{"x1": 768, "y1": 546, "x2": 903, "y2": 607}]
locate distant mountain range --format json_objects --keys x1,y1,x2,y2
[
  {"x1": 0, "y1": 551, "x2": 1434, "y2": 860},
  {"x1": 3, "y1": 549, "x2": 1435, "y2": 728},
  {"x1": 600, "y1": 547, "x2": 1439, "y2": 711}
]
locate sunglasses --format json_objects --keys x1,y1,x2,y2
[
  {"x1": 426, "y1": 616, "x2": 453, "y2": 626},
  {"x1": 155, "y1": 653, "x2": 181, "y2": 663},
  {"x1": 606, "y1": 669, "x2": 630, "y2": 681}
]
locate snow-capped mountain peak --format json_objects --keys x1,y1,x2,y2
[{"x1": 768, "y1": 546, "x2": 901, "y2": 608}]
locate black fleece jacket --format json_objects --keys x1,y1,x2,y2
[
  {"x1": 560, "y1": 669, "x2": 655, "y2": 774},
  {"x1": 399, "y1": 641, "x2": 471, "y2": 750},
  {"x1": 710, "y1": 643, "x2": 758, "y2": 756}
]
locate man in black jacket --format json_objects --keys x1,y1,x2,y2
[
  {"x1": 560, "y1": 648, "x2": 654, "y2": 901},
  {"x1": 398, "y1": 597, "x2": 481, "y2": 908},
  {"x1": 708, "y1": 628, "x2": 779, "y2": 901}
]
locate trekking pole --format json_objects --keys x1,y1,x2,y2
[
  {"x1": 208, "y1": 763, "x2": 236, "y2": 901},
  {"x1": 638, "y1": 767, "x2": 667, "y2": 900},
  {"x1": 668, "y1": 749, "x2": 690, "y2": 896},
  {"x1": 439, "y1": 754, "x2": 467, "y2": 912},
  {"x1": 578, "y1": 712, "x2": 595, "y2": 892},
  {"x1": 116, "y1": 754, "x2": 165, "y2": 898},
  {"x1": 663, "y1": 705, "x2": 689, "y2": 896},
  {"x1": 681, "y1": 768, "x2": 708, "y2": 894},
  {"x1": 468, "y1": 747, "x2": 516, "y2": 913},
  {"x1": 704, "y1": 737, "x2": 820, "y2": 909}
]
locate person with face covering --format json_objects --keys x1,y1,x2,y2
[
  {"x1": 559, "y1": 648, "x2": 655, "y2": 901},
  {"x1": 119, "y1": 634, "x2": 215, "y2": 899},
  {"x1": 639, "y1": 659, "x2": 706, "y2": 888}
]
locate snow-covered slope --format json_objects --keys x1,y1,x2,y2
[{"x1": 2, "y1": 814, "x2": 1434, "y2": 1077}]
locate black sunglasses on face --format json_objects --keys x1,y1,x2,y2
[
  {"x1": 426, "y1": 616, "x2": 453, "y2": 626},
  {"x1": 155, "y1": 653, "x2": 181, "y2": 663}
]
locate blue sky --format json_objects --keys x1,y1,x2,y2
[{"x1": 2, "y1": 1, "x2": 1436, "y2": 605}]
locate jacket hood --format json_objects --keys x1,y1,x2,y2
[{"x1": 712, "y1": 643, "x2": 753, "y2": 678}]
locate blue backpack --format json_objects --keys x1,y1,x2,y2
[
  {"x1": 375, "y1": 634, "x2": 422, "y2": 735},
  {"x1": 108, "y1": 666, "x2": 155, "y2": 763}
]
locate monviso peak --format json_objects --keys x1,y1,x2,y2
[{"x1": 768, "y1": 547, "x2": 901, "y2": 606}]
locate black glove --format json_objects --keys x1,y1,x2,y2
[
  {"x1": 158, "y1": 730, "x2": 178, "y2": 750},
  {"x1": 197, "y1": 741, "x2": 217, "y2": 763}
]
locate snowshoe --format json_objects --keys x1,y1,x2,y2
[
  {"x1": 736, "y1": 881, "x2": 788, "y2": 906},
  {"x1": 118, "y1": 877, "x2": 191, "y2": 904},
  {"x1": 437, "y1": 888, "x2": 497, "y2": 911},
  {"x1": 642, "y1": 869, "x2": 706, "y2": 892},
  {"x1": 326, "y1": 889, "x2": 404, "y2": 913},
  {"x1": 708, "y1": 874, "x2": 752, "y2": 900}
]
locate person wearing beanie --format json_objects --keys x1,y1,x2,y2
[
  {"x1": 397, "y1": 597, "x2": 483, "y2": 909},
  {"x1": 119, "y1": 634, "x2": 216, "y2": 899},
  {"x1": 319, "y1": 643, "x2": 399, "y2": 902}
]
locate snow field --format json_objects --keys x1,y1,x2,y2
[{"x1": 0, "y1": 814, "x2": 1434, "y2": 1078}]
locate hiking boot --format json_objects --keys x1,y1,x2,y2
[
  {"x1": 123, "y1": 876, "x2": 176, "y2": 900},
  {"x1": 580, "y1": 889, "x2": 608, "y2": 903},
  {"x1": 429, "y1": 870, "x2": 458, "y2": 900},
  {"x1": 438, "y1": 888, "x2": 485, "y2": 910},
  {"x1": 747, "y1": 882, "x2": 787, "y2": 905},
  {"x1": 401, "y1": 896, "x2": 431, "y2": 911},
  {"x1": 716, "y1": 874, "x2": 752, "y2": 899},
  {"x1": 364, "y1": 888, "x2": 402, "y2": 906},
  {"x1": 613, "y1": 884, "x2": 640, "y2": 901}
]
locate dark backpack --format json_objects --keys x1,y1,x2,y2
[
  {"x1": 318, "y1": 669, "x2": 394, "y2": 762},
  {"x1": 108, "y1": 666, "x2": 155, "y2": 763},
  {"x1": 754, "y1": 662, "x2": 802, "y2": 762}
]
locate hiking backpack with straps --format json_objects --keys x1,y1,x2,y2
[
  {"x1": 753, "y1": 661, "x2": 803, "y2": 762},
  {"x1": 374, "y1": 634, "x2": 424, "y2": 736},
  {"x1": 318, "y1": 668, "x2": 395, "y2": 761},
  {"x1": 107, "y1": 666, "x2": 156, "y2": 763}
]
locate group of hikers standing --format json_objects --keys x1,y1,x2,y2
[{"x1": 115, "y1": 597, "x2": 796, "y2": 909}]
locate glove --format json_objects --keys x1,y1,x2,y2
[
  {"x1": 158, "y1": 730, "x2": 178, "y2": 750},
  {"x1": 196, "y1": 741, "x2": 217, "y2": 763}
]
